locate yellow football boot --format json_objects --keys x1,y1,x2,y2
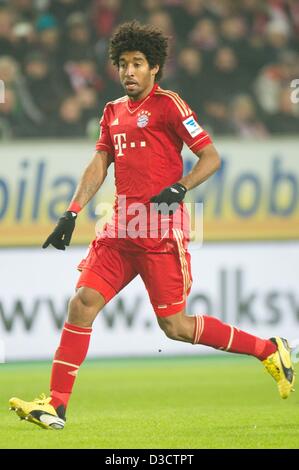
[
  {"x1": 9, "y1": 393, "x2": 65, "y2": 429},
  {"x1": 263, "y1": 337, "x2": 295, "y2": 399}
]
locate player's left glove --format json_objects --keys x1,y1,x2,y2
[{"x1": 150, "y1": 182, "x2": 187, "y2": 215}]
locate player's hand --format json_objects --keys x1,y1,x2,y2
[
  {"x1": 150, "y1": 182, "x2": 187, "y2": 215},
  {"x1": 42, "y1": 211, "x2": 77, "y2": 250}
]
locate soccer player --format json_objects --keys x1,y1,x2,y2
[{"x1": 9, "y1": 21, "x2": 294, "y2": 430}]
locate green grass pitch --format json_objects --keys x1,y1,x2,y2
[{"x1": 1, "y1": 355, "x2": 298, "y2": 449}]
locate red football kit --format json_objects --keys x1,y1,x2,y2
[{"x1": 77, "y1": 83, "x2": 212, "y2": 316}]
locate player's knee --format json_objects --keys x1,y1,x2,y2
[
  {"x1": 67, "y1": 289, "x2": 104, "y2": 327},
  {"x1": 68, "y1": 294, "x2": 88, "y2": 326},
  {"x1": 69, "y1": 294, "x2": 83, "y2": 313},
  {"x1": 158, "y1": 320, "x2": 180, "y2": 340}
]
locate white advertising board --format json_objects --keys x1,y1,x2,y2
[{"x1": 0, "y1": 242, "x2": 298, "y2": 360}]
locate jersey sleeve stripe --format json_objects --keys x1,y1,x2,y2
[
  {"x1": 95, "y1": 143, "x2": 111, "y2": 150},
  {"x1": 99, "y1": 103, "x2": 110, "y2": 123},
  {"x1": 164, "y1": 89, "x2": 192, "y2": 116},
  {"x1": 156, "y1": 90, "x2": 187, "y2": 117},
  {"x1": 108, "y1": 96, "x2": 128, "y2": 105},
  {"x1": 156, "y1": 89, "x2": 192, "y2": 117},
  {"x1": 156, "y1": 90, "x2": 188, "y2": 117},
  {"x1": 189, "y1": 134, "x2": 210, "y2": 149}
]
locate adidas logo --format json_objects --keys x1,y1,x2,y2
[{"x1": 111, "y1": 118, "x2": 119, "y2": 126}]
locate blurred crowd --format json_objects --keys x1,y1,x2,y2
[{"x1": 0, "y1": 0, "x2": 299, "y2": 140}]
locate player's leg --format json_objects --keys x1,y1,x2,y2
[
  {"x1": 8, "y1": 286, "x2": 105, "y2": 430},
  {"x1": 67, "y1": 285, "x2": 106, "y2": 327},
  {"x1": 48, "y1": 286, "x2": 106, "y2": 417},
  {"x1": 157, "y1": 308, "x2": 275, "y2": 360},
  {"x1": 140, "y1": 229, "x2": 294, "y2": 399},
  {"x1": 157, "y1": 309, "x2": 295, "y2": 399},
  {"x1": 9, "y1": 242, "x2": 138, "y2": 429}
]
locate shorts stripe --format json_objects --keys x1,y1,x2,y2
[
  {"x1": 173, "y1": 228, "x2": 191, "y2": 293},
  {"x1": 173, "y1": 228, "x2": 186, "y2": 294}
]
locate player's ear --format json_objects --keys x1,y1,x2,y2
[{"x1": 151, "y1": 64, "x2": 159, "y2": 78}]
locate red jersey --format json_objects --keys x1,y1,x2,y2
[
  {"x1": 95, "y1": 83, "x2": 212, "y2": 242},
  {"x1": 96, "y1": 83, "x2": 211, "y2": 200}
]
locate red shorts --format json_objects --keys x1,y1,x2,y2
[{"x1": 76, "y1": 229, "x2": 192, "y2": 317}]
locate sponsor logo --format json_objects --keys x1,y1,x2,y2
[
  {"x1": 113, "y1": 133, "x2": 127, "y2": 156},
  {"x1": 113, "y1": 133, "x2": 147, "y2": 156},
  {"x1": 182, "y1": 116, "x2": 203, "y2": 138},
  {"x1": 137, "y1": 110, "x2": 151, "y2": 128},
  {"x1": 111, "y1": 118, "x2": 119, "y2": 126}
]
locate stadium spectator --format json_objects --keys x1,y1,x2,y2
[
  {"x1": 254, "y1": 50, "x2": 299, "y2": 114},
  {"x1": 147, "y1": 10, "x2": 178, "y2": 81},
  {"x1": 63, "y1": 12, "x2": 95, "y2": 62},
  {"x1": 76, "y1": 85, "x2": 100, "y2": 127},
  {"x1": 0, "y1": 7, "x2": 15, "y2": 57},
  {"x1": 0, "y1": 55, "x2": 41, "y2": 136},
  {"x1": 92, "y1": 0, "x2": 122, "y2": 38},
  {"x1": 101, "y1": 59, "x2": 122, "y2": 103},
  {"x1": 169, "y1": 0, "x2": 215, "y2": 39},
  {"x1": 48, "y1": 0, "x2": 92, "y2": 27},
  {"x1": 176, "y1": 46, "x2": 206, "y2": 113},
  {"x1": 189, "y1": 18, "x2": 219, "y2": 54},
  {"x1": 208, "y1": 46, "x2": 249, "y2": 99},
  {"x1": 267, "y1": 86, "x2": 299, "y2": 134},
  {"x1": 64, "y1": 57, "x2": 103, "y2": 93},
  {"x1": 13, "y1": 20, "x2": 37, "y2": 64},
  {"x1": 0, "y1": 87, "x2": 19, "y2": 138},
  {"x1": 220, "y1": 15, "x2": 248, "y2": 54},
  {"x1": 55, "y1": 95, "x2": 85, "y2": 137},
  {"x1": 265, "y1": 18, "x2": 292, "y2": 62},
  {"x1": 203, "y1": 98, "x2": 234, "y2": 136},
  {"x1": 229, "y1": 94, "x2": 269, "y2": 138},
  {"x1": 137, "y1": 0, "x2": 164, "y2": 23},
  {"x1": 35, "y1": 13, "x2": 63, "y2": 75},
  {"x1": 23, "y1": 51, "x2": 68, "y2": 136}
]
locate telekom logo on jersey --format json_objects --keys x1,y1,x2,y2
[{"x1": 113, "y1": 133, "x2": 147, "y2": 157}]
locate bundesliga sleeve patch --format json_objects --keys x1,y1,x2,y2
[{"x1": 182, "y1": 116, "x2": 203, "y2": 138}]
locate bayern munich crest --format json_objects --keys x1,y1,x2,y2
[{"x1": 137, "y1": 110, "x2": 151, "y2": 128}]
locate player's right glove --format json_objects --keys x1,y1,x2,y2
[
  {"x1": 150, "y1": 182, "x2": 187, "y2": 215},
  {"x1": 42, "y1": 211, "x2": 77, "y2": 250}
]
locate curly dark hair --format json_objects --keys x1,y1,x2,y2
[{"x1": 109, "y1": 20, "x2": 168, "y2": 82}]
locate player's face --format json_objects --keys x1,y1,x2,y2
[{"x1": 119, "y1": 51, "x2": 159, "y2": 100}]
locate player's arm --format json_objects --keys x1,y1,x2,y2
[
  {"x1": 151, "y1": 98, "x2": 221, "y2": 209},
  {"x1": 178, "y1": 143, "x2": 221, "y2": 191},
  {"x1": 150, "y1": 144, "x2": 220, "y2": 209},
  {"x1": 70, "y1": 150, "x2": 112, "y2": 209},
  {"x1": 43, "y1": 151, "x2": 112, "y2": 250}
]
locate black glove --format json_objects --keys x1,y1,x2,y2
[
  {"x1": 42, "y1": 211, "x2": 77, "y2": 250},
  {"x1": 150, "y1": 182, "x2": 187, "y2": 215}
]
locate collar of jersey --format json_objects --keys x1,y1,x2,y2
[{"x1": 126, "y1": 83, "x2": 158, "y2": 114}]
